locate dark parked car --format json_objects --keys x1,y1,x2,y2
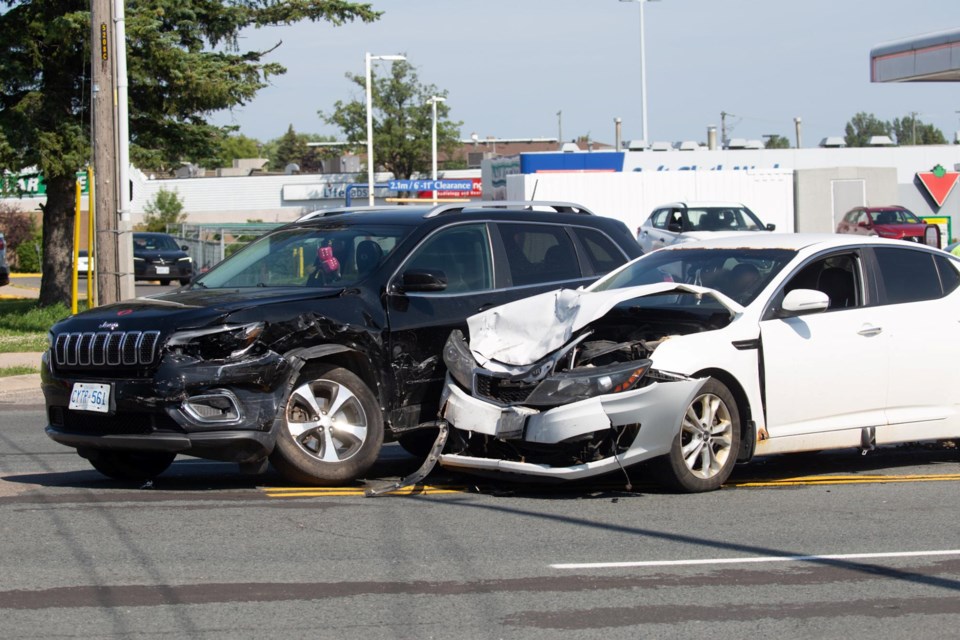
[
  {"x1": 41, "y1": 202, "x2": 641, "y2": 485},
  {"x1": 133, "y1": 232, "x2": 194, "y2": 285},
  {"x1": 836, "y1": 206, "x2": 940, "y2": 248},
  {"x1": 0, "y1": 232, "x2": 9, "y2": 287}
]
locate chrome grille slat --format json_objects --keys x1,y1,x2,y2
[{"x1": 53, "y1": 330, "x2": 161, "y2": 368}]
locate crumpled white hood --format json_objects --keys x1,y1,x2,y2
[{"x1": 466, "y1": 283, "x2": 744, "y2": 367}]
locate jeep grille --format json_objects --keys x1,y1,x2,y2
[{"x1": 54, "y1": 331, "x2": 161, "y2": 367}]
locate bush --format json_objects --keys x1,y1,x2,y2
[
  {"x1": 14, "y1": 228, "x2": 42, "y2": 272},
  {"x1": 141, "y1": 188, "x2": 186, "y2": 232},
  {"x1": 0, "y1": 202, "x2": 38, "y2": 267}
]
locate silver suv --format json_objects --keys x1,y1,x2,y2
[{"x1": 0, "y1": 232, "x2": 9, "y2": 287}]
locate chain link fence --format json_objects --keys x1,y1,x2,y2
[{"x1": 165, "y1": 223, "x2": 282, "y2": 273}]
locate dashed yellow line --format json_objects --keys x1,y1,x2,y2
[
  {"x1": 730, "y1": 473, "x2": 960, "y2": 488},
  {"x1": 262, "y1": 484, "x2": 464, "y2": 498}
]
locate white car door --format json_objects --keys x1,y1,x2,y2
[
  {"x1": 871, "y1": 246, "x2": 960, "y2": 443},
  {"x1": 637, "y1": 209, "x2": 678, "y2": 253},
  {"x1": 758, "y1": 252, "x2": 888, "y2": 446}
]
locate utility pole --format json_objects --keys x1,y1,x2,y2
[{"x1": 91, "y1": 0, "x2": 121, "y2": 305}]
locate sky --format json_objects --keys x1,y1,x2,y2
[{"x1": 210, "y1": 0, "x2": 960, "y2": 149}]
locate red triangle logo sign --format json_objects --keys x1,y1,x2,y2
[{"x1": 917, "y1": 164, "x2": 959, "y2": 207}]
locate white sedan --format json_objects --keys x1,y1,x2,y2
[
  {"x1": 437, "y1": 234, "x2": 960, "y2": 492},
  {"x1": 636, "y1": 201, "x2": 775, "y2": 253}
]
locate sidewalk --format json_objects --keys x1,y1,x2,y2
[{"x1": 0, "y1": 352, "x2": 44, "y2": 403}]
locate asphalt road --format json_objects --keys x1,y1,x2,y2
[{"x1": 2, "y1": 402, "x2": 960, "y2": 639}]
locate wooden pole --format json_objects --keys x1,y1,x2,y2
[{"x1": 91, "y1": 0, "x2": 120, "y2": 305}]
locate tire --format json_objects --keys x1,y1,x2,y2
[
  {"x1": 653, "y1": 378, "x2": 740, "y2": 493},
  {"x1": 159, "y1": 279, "x2": 171, "y2": 286},
  {"x1": 270, "y1": 364, "x2": 383, "y2": 485},
  {"x1": 179, "y1": 278, "x2": 191, "y2": 286},
  {"x1": 87, "y1": 450, "x2": 176, "y2": 481}
]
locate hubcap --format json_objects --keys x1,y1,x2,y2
[
  {"x1": 679, "y1": 392, "x2": 733, "y2": 479},
  {"x1": 285, "y1": 379, "x2": 368, "y2": 463}
]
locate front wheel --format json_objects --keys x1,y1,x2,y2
[
  {"x1": 652, "y1": 378, "x2": 740, "y2": 493},
  {"x1": 86, "y1": 450, "x2": 176, "y2": 481},
  {"x1": 270, "y1": 364, "x2": 383, "y2": 485}
]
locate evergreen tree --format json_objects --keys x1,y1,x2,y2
[{"x1": 0, "y1": 1, "x2": 378, "y2": 306}]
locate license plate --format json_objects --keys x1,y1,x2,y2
[
  {"x1": 156, "y1": 266, "x2": 170, "y2": 275},
  {"x1": 68, "y1": 382, "x2": 111, "y2": 413}
]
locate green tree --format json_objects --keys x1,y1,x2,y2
[
  {"x1": 270, "y1": 124, "x2": 310, "y2": 172},
  {"x1": 0, "y1": 1, "x2": 378, "y2": 307},
  {"x1": 891, "y1": 115, "x2": 947, "y2": 145},
  {"x1": 215, "y1": 133, "x2": 263, "y2": 169},
  {"x1": 322, "y1": 60, "x2": 462, "y2": 179},
  {"x1": 141, "y1": 188, "x2": 186, "y2": 232},
  {"x1": 843, "y1": 112, "x2": 893, "y2": 147},
  {"x1": 764, "y1": 134, "x2": 791, "y2": 149}
]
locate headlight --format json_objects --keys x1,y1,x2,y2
[
  {"x1": 167, "y1": 322, "x2": 265, "y2": 360},
  {"x1": 523, "y1": 360, "x2": 651, "y2": 406},
  {"x1": 442, "y1": 330, "x2": 476, "y2": 390},
  {"x1": 178, "y1": 256, "x2": 192, "y2": 263}
]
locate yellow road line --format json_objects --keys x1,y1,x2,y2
[
  {"x1": 263, "y1": 484, "x2": 464, "y2": 498},
  {"x1": 731, "y1": 473, "x2": 960, "y2": 488}
]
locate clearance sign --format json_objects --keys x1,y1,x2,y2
[
  {"x1": 917, "y1": 164, "x2": 959, "y2": 208},
  {"x1": 416, "y1": 178, "x2": 482, "y2": 199}
]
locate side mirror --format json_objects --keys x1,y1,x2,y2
[
  {"x1": 857, "y1": 221, "x2": 870, "y2": 229},
  {"x1": 181, "y1": 245, "x2": 189, "y2": 251},
  {"x1": 396, "y1": 269, "x2": 448, "y2": 293},
  {"x1": 765, "y1": 223, "x2": 776, "y2": 231},
  {"x1": 780, "y1": 288, "x2": 829, "y2": 316}
]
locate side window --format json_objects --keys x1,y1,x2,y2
[
  {"x1": 874, "y1": 247, "x2": 941, "y2": 304},
  {"x1": 499, "y1": 223, "x2": 580, "y2": 286},
  {"x1": 404, "y1": 224, "x2": 492, "y2": 294},
  {"x1": 572, "y1": 227, "x2": 627, "y2": 275},
  {"x1": 783, "y1": 253, "x2": 862, "y2": 311},
  {"x1": 650, "y1": 210, "x2": 669, "y2": 229},
  {"x1": 934, "y1": 254, "x2": 960, "y2": 295}
]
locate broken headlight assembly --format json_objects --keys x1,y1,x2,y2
[
  {"x1": 523, "y1": 359, "x2": 652, "y2": 407},
  {"x1": 443, "y1": 329, "x2": 477, "y2": 390},
  {"x1": 167, "y1": 322, "x2": 265, "y2": 360}
]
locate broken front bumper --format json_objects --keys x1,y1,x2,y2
[{"x1": 437, "y1": 375, "x2": 706, "y2": 481}]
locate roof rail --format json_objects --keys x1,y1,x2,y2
[
  {"x1": 296, "y1": 205, "x2": 404, "y2": 222},
  {"x1": 423, "y1": 200, "x2": 595, "y2": 218}
]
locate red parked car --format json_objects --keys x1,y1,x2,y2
[{"x1": 836, "y1": 206, "x2": 940, "y2": 248}]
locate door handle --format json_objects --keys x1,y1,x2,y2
[
  {"x1": 477, "y1": 303, "x2": 495, "y2": 313},
  {"x1": 857, "y1": 325, "x2": 882, "y2": 337}
]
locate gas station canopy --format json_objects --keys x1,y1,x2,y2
[{"x1": 871, "y1": 28, "x2": 960, "y2": 82}]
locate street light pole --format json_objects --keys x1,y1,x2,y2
[
  {"x1": 365, "y1": 52, "x2": 406, "y2": 206},
  {"x1": 427, "y1": 96, "x2": 446, "y2": 201},
  {"x1": 620, "y1": 0, "x2": 660, "y2": 145}
]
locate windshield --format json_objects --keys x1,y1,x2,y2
[
  {"x1": 135, "y1": 234, "x2": 181, "y2": 251},
  {"x1": 195, "y1": 223, "x2": 411, "y2": 289},
  {"x1": 873, "y1": 209, "x2": 922, "y2": 225},
  {"x1": 684, "y1": 206, "x2": 767, "y2": 232},
  {"x1": 592, "y1": 247, "x2": 797, "y2": 306}
]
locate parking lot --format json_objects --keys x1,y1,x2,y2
[{"x1": 3, "y1": 399, "x2": 960, "y2": 638}]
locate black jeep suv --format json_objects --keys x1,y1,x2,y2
[{"x1": 42, "y1": 201, "x2": 641, "y2": 484}]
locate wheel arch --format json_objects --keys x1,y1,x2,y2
[
  {"x1": 284, "y1": 345, "x2": 384, "y2": 406},
  {"x1": 692, "y1": 367, "x2": 755, "y2": 463}
]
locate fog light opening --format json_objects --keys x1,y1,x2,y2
[{"x1": 183, "y1": 391, "x2": 242, "y2": 424}]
